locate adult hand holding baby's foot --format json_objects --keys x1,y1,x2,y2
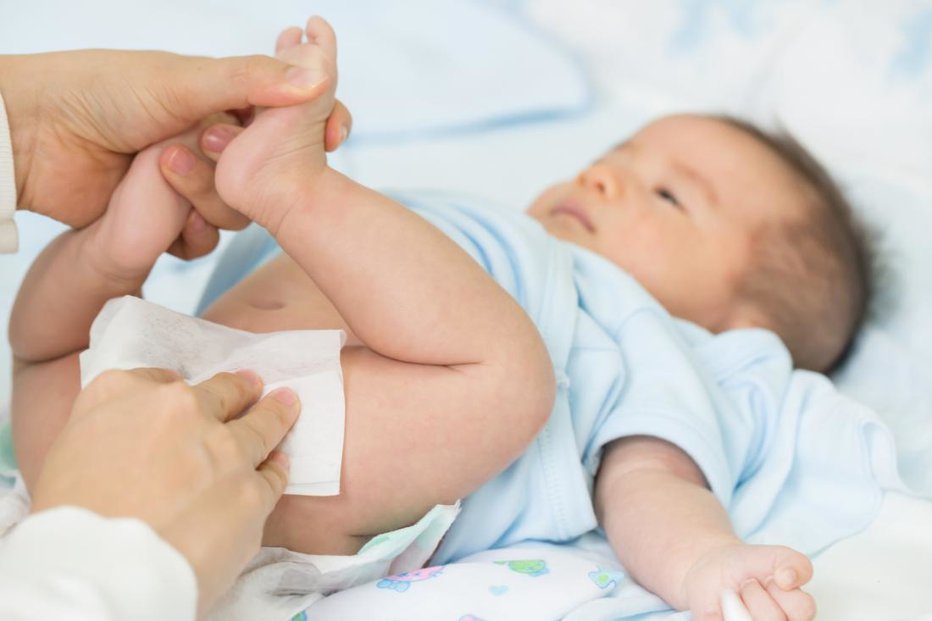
[
  {"x1": 213, "y1": 16, "x2": 339, "y2": 234},
  {"x1": 684, "y1": 543, "x2": 816, "y2": 620},
  {"x1": 152, "y1": 83, "x2": 351, "y2": 264},
  {"x1": 162, "y1": 91, "x2": 354, "y2": 249}
]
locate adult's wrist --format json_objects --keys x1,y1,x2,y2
[{"x1": 0, "y1": 55, "x2": 36, "y2": 207}]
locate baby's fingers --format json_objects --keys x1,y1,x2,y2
[
  {"x1": 160, "y1": 143, "x2": 249, "y2": 230},
  {"x1": 766, "y1": 582, "x2": 817, "y2": 621},
  {"x1": 167, "y1": 209, "x2": 219, "y2": 260},
  {"x1": 773, "y1": 551, "x2": 813, "y2": 590}
]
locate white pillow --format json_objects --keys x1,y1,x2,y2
[
  {"x1": 525, "y1": 0, "x2": 807, "y2": 108},
  {"x1": 748, "y1": 1, "x2": 932, "y2": 194},
  {"x1": 524, "y1": 0, "x2": 932, "y2": 190}
]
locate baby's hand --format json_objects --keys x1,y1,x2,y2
[
  {"x1": 88, "y1": 116, "x2": 245, "y2": 279},
  {"x1": 684, "y1": 543, "x2": 816, "y2": 621}
]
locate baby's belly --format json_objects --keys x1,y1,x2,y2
[{"x1": 200, "y1": 253, "x2": 360, "y2": 344}]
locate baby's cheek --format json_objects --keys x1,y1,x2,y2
[{"x1": 527, "y1": 182, "x2": 573, "y2": 217}]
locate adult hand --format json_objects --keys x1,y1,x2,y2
[
  {"x1": 30, "y1": 368, "x2": 300, "y2": 617},
  {"x1": 0, "y1": 49, "x2": 350, "y2": 227},
  {"x1": 156, "y1": 99, "x2": 353, "y2": 249}
]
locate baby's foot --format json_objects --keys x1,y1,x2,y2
[{"x1": 215, "y1": 16, "x2": 338, "y2": 232}]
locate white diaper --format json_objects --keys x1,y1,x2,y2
[
  {"x1": 207, "y1": 503, "x2": 460, "y2": 621},
  {"x1": 80, "y1": 296, "x2": 346, "y2": 496}
]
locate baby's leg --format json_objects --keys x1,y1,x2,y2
[
  {"x1": 264, "y1": 346, "x2": 523, "y2": 555},
  {"x1": 210, "y1": 20, "x2": 556, "y2": 554},
  {"x1": 207, "y1": 260, "x2": 548, "y2": 555}
]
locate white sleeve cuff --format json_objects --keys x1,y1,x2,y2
[
  {"x1": 0, "y1": 89, "x2": 19, "y2": 253},
  {"x1": 0, "y1": 506, "x2": 197, "y2": 620}
]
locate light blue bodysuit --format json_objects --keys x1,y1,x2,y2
[{"x1": 199, "y1": 190, "x2": 902, "y2": 565}]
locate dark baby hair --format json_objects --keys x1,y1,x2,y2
[{"x1": 715, "y1": 115, "x2": 875, "y2": 373}]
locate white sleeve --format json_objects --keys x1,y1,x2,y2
[
  {"x1": 0, "y1": 506, "x2": 197, "y2": 620},
  {"x1": 0, "y1": 89, "x2": 18, "y2": 253}
]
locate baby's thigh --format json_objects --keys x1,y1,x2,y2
[{"x1": 262, "y1": 346, "x2": 515, "y2": 555}]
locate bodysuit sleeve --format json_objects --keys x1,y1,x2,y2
[
  {"x1": 584, "y1": 311, "x2": 775, "y2": 509},
  {"x1": 587, "y1": 311, "x2": 902, "y2": 554}
]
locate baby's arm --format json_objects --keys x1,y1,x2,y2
[
  {"x1": 594, "y1": 437, "x2": 816, "y2": 620},
  {"x1": 10, "y1": 140, "x2": 206, "y2": 488}
]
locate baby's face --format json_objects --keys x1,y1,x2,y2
[{"x1": 527, "y1": 115, "x2": 805, "y2": 331}]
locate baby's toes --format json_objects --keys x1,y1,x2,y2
[
  {"x1": 276, "y1": 43, "x2": 335, "y2": 86},
  {"x1": 273, "y1": 17, "x2": 337, "y2": 71},
  {"x1": 275, "y1": 26, "x2": 303, "y2": 56},
  {"x1": 305, "y1": 15, "x2": 337, "y2": 61},
  {"x1": 766, "y1": 583, "x2": 816, "y2": 621}
]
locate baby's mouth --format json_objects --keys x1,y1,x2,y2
[{"x1": 550, "y1": 202, "x2": 594, "y2": 232}]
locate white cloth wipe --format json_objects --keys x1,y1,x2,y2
[{"x1": 80, "y1": 296, "x2": 346, "y2": 496}]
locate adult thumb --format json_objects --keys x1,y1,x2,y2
[{"x1": 166, "y1": 53, "x2": 330, "y2": 120}]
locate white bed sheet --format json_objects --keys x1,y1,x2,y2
[{"x1": 2, "y1": 1, "x2": 932, "y2": 619}]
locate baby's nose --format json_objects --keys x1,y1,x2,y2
[{"x1": 577, "y1": 163, "x2": 620, "y2": 199}]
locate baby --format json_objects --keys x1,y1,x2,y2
[{"x1": 9, "y1": 17, "x2": 873, "y2": 620}]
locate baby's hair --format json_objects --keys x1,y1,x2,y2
[{"x1": 713, "y1": 115, "x2": 875, "y2": 373}]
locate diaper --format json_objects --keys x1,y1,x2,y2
[
  {"x1": 80, "y1": 296, "x2": 346, "y2": 496},
  {"x1": 207, "y1": 503, "x2": 460, "y2": 621}
]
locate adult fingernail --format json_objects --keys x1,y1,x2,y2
[
  {"x1": 203, "y1": 126, "x2": 237, "y2": 153},
  {"x1": 339, "y1": 125, "x2": 348, "y2": 145},
  {"x1": 167, "y1": 147, "x2": 195, "y2": 175},
  {"x1": 235, "y1": 369, "x2": 263, "y2": 391},
  {"x1": 270, "y1": 387, "x2": 299, "y2": 408},
  {"x1": 286, "y1": 66, "x2": 327, "y2": 89}
]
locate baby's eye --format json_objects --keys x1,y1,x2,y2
[{"x1": 654, "y1": 187, "x2": 681, "y2": 208}]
